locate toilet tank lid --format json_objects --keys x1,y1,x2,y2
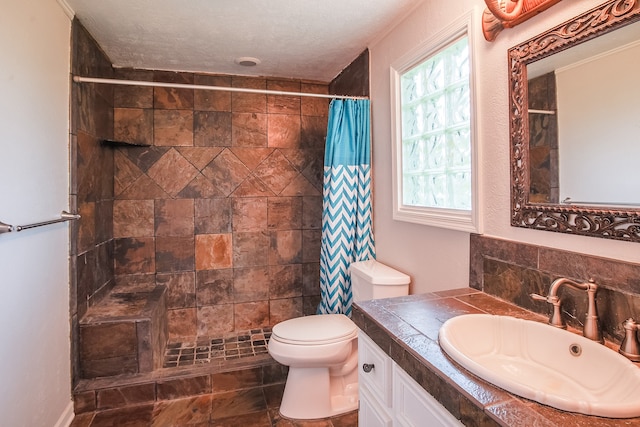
[{"x1": 349, "y1": 260, "x2": 410, "y2": 285}]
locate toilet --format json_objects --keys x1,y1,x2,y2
[{"x1": 268, "y1": 259, "x2": 410, "y2": 420}]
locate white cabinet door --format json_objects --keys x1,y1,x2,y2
[
  {"x1": 359, "y1": 386, "x2": 393, "y2": 427},
  {"x1": 393, "y1": 363, "x2": 464, "y2": 427},
  {"x1": 358, "y1": 331, "x2": 393, "y2": 407}
]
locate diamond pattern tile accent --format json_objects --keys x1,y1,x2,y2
[
  {"x1": 253, "y1": 150, "x2": 298, "y2": 195},
  {"x1": 201, "y1": 149, "x2": 250, "y2": 196},
  {"x1": 148, "y1": 148, "x2": 200, "y2": 197},
  {"x1": 177, "y1": 147, "x2": 223, "y2": 171}
]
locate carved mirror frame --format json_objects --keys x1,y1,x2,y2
[{"x1": 509, "y1": 0, "x2": 640, "y2": 243}]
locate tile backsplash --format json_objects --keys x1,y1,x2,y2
[{"x1": 470, "y1": 234, "x2": 640, "y2": 343}]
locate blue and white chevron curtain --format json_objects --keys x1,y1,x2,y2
[{"x1": 317, "y1": 99, "x2": 376, "y2": 316}]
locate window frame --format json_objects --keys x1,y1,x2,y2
[{"x1": 390, "y1": 11, "x2": 481, "y2": 233}]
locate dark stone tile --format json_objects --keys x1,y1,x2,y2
[
  {"x1": 197, "y1": 304, "x2": 234, "y2": 336},
  {"x1": 211, "y1": 388, "x2": 267, "y2": 420},
  {"x1": 167, "y1": 307, "x2": 197, "y2": 338},
  {"x1": 156, "y1": 272, "x2": 196, "y2": 309},
  {"x1": 113, "y1": 69, "x2": 154, "y2": 108},
  {"x1": 300, "y1": 115, "x2": 327, "y2": 150},
  {"x1": 301, "y1": 229, "x2": 321, "y2": 263},
  {"x1": 154, "y1": 110, "x2": 194, "y2": 146},
  {"x1": 89, "y1": 404, "x2": 154, "y2": 427},
  {"x1": 154, "y1": 86, "x2": 194, "y2": 110},
  {"x1": 96, "y1": 383, "x2": 156, "y2": 409},
  {"x1": 113, "y1": 199, "x2": 154, "y2": 238},
  {"x1": 233, "y1": 267, "x2": 270, "y2": 303},
  {"x1": 155, "y1": 236, "x2": 195, "y2": 272},
  {"x1": 262, "y1": 383, "x2": 285, "y2": 409},
  {"x1": 147, "y1": 148, "x2": 199, "y2": 197},
  {"x1": 267, "y1": 197, "x2": 302, "y2": 230},
  {"x1": 302, "y1": 263, "x2": 320, "y2": 297},
  {"x1": 267, "y1": 114, "x2": 300, "y2": 149},
  {"x1": 120, "y1": 145, "x2": 170, "y2": 174},
  {"x1": 114, "y1": 108, "x2": 153, "y2": 146},
  {"x1": 329, "y1": 49, "x2": 369, "y2": 98},
  {"x1": 212, "y1": 367, "x2": 263, "y2": 393},
  {"x1": 253, "y1": 150, "x2": 299, "y2": 195},
  {"x1": 69, "y1": 412, "x2": 94, "y2": 427},
  {"x1": 233, "y1": 198, "x2": 268, "y2": 232},
  {"x1": 196, "y1": 269, "x2": 233, "y2": 306},
  {"x1": 234, "y1": 232, "x2": 269, "y2": 268},
  {"x1": 234, "y1": 301, "x2": 270, "y2": 331},
  {"x1": 201, "y1": 149, "x2": 251, "y2": 196},
  {"x1": 195, "y1": 198, "x2": 232, "y2": 234},
  {"x1": 267, "y1": 79, "x2": 301, "y2": 115},
  {"x1": 262, "y1": 363, "x2": 288, "y2": 385},
  {"x1": 331, "y1": 410, "x2": 358, "y2": 427},
  {"x1": 80, "y1": 322, "x2": 136, "y2": 360},
  {"x1": 269, "y1": 298, "x2": 303, "y2": 325},
  {"x1": 211, "y1": 410, "x2": 271, "y2": 427},
  {"x1": 81, "y1": 355, "x2": 138, "y2": 379},
  {"x1": 73, "y1": 390, "x2": 96, "y2": 414},
  {"x1": 269, "y1": 230, "x2": 302, "y2": 265},
  {"x1": 302, "y1": 196, "x2": 322, "y2": 230},
  {"x1": 269, "y1": 264, "x2": 302, "y2": 299},
  {"x1": 232, "y1": 112, "x2": 268, "y2": 147},
  {"x1": 114, "y1": 237, "x2": 156, "y2": 275},
  {"x1": 194, "y1": 111, "x2": 232, "y2": 147},
  {"x1": 194, "y1": 74, "x2": 232, "y2": 112},
  {"x1": 231, "y1": 76, "x2": 267, "y2": 113},
  {"x1": 157, "y1": 375, "x2": 212, "y2": 400},
  {"x1": 155, "y1": 199, "x2": 195, "y2": 237},
  {"x1": 151, "y1": 395, "x2": 212, "y2": 425},
  {"x1": 300, "y1": 83, "x2": 330, "y2": 117}
]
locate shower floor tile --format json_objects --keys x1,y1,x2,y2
[{"x1": 162, "y1": 328, "x2": 271, "y2": 368}]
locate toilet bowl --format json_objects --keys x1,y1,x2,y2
[
  {"x1": 268, "y1": 314, "x2": 359, "y2": 419},
  {"x1": 268, "y1": 259, "x2": 410, "y2": 420}
]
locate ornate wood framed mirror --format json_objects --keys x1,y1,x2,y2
[{"x1": 509, "y1": 0, "x2": 640, "y2": 242}]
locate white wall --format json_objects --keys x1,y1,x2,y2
[
  {"x1": 0, "y1": 1, "x2": 73, "y2": 426},
  {"x1": 370, "y1": 0, "x2": 640, "y2": 294}
]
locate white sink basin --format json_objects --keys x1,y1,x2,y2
[{"x1": 439, "y1": 314, "x2": 640, "y2": 418}]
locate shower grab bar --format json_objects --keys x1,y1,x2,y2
[{"x1": 0, "y1": 211, "x2": 81, "y2": 234}]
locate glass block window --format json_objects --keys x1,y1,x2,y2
[{"x1": 400, "y1": 36, "x2": 471, "y2": 210}]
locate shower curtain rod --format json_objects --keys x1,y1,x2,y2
[{"x1": 73, "y1": 76, "x2": 369, "y2": 100}]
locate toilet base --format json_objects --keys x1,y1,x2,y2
[{"x1": 279, "y1": 366, "x2": 359, "y2": 420}]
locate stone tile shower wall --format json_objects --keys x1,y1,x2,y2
[
  {"x1": 111, "y1": 69, "x2": 329, "y2": 339},
  {"x1": 70, "y1": 21, "x2": 117, "y2": 384},
  {"x1": 470, "y1": 234, "x2": 640, "y2": 344}
]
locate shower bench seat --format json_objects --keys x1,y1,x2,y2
[{"x1": 79, "y1": 282, "x2": 167, "y2": 379}]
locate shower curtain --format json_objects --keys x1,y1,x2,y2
[{"x1": 317, "y1": 99, "x2": 376, "y2": 316}]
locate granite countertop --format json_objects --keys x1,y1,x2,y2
[{"x1": 352, "y1": 288, "x2": 640, "y2": 427}]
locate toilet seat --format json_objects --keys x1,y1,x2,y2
[{"x1": 271, "y1": 314, "x2": 357, "y2": 345}]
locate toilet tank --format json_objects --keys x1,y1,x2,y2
[{"x1": 350, "y1": 260, "x2": 410, "y2": 303}]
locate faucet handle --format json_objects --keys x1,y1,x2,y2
[
  {"x1": 530, "y1": 293, "x2": 547, "y2": 302},
  {"x1": 619, "y1": 318, "x2": 640, "y2": 362},
  {"x1": 529, "y1": 293, "x2": 565, "y2": 329}
]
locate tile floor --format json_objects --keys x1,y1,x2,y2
[{"x1": 70, "y1": 381, "x2": 358, "y2": 427}]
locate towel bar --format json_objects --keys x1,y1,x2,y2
[{"x1": 0, "y1": 211, "x2": 81, "y2": 234}]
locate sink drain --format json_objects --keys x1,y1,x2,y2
[{"x1": 569, "y1": 343, "x2": 582, "y2": 357}]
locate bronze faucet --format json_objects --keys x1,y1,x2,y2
[
  {"x1": 619, "y1": 318, "x2": 640, "y2": 362},
  {"x1": 531, "y1": 277, "x2": 603, "y2": 343}
]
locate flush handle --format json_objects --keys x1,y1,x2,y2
[{"x1": 362, "y1": 363, "x2": 374, "y2": 373}]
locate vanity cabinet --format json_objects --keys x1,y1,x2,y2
[{"x1": 358, "y1": 332, "x2": 463, "y2": 427}]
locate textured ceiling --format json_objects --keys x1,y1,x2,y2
[{"x1": 63, "y1": 0, "x2": 424, "y2": 82}]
